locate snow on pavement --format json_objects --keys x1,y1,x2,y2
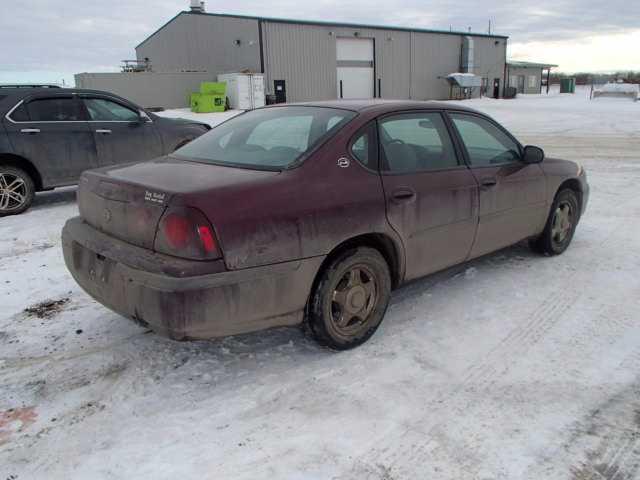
[{"x1": 1, "y1": 88, "x2": 640, "y2": 479}]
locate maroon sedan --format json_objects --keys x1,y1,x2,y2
[{"x1": 62, "y1": 101, "x2": 589, "y2": 349}]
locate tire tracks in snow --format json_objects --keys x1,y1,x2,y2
[{"x1": 344, "y1": 218, "x2": 627, "y2": 478}]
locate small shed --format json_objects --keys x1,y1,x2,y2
[{"x1": 506, "y1": 61, "x2": 558, "y2": 94}]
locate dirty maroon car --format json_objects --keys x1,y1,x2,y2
[{"x1": 62, "y1": 101, "x2": 589, "y2": 350}]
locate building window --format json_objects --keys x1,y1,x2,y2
[{"x1": 528, "y1": 75, "x2": 537, "y2": 88}]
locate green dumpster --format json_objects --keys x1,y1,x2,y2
[
  {"x1": 190, "y1": 82, "x2": 227, "y2": 113},
  {"x1": 199, "y1": 82, "x2": 227, "y2": 96},
  {"x1": 560, "y1": 78, "x2": 576, "y2": 94},
  {"x1": 190, "y1": 93, "x2": 226, "y2": 113}
]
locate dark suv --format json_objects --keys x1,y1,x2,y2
[{"x1": 0, "y1": 87, "x2": 210, "y2": 215}]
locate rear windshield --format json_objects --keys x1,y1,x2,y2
[{"x1": 173, "y1": 106, "x2": 356, "y2": 169}]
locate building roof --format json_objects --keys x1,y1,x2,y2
[
  {"x1": 507, "y1": 60, "x2": 558, "y2": 69},
  {"x1": 136, "y1": 10, "x2": 509, "y2": 50}
]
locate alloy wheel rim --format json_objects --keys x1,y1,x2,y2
[
  {"x1": 551, "y1": 201, "x2": 573, "y2": 244},
  {"x1": 330, "y1": 264, "x2": 378, "y2": 335},
  {"x1": 0, "y1": 173, "x2": 27, "y2": 211}
]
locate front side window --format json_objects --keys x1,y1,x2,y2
[
  {"x1": 174, "y1": 106, "x2": 356, "y2": 169},
  {"x1": 449, "y1": 113, "x2": 521, "y2": 166},
  {"x1": 26, "y1": 97, "x2": 83, "y2": 121},
  {"x1": 379, "y1": 112, "x2": 459, "y2": 173},
  {"x1": 84, "y1": 98, "x2": 139, "y2": 121}
]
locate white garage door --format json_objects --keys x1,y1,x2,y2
[{"x1": 336, "y1": 38, "x2": 374, "y2": 99}]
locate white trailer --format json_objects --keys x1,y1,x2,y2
[{"x1": 217, "y1": 73, "x2": 265, "y2": 110}]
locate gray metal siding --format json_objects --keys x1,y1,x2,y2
[
  {"x1": 74, "y1": 72, "x2": 215, "y2": 109},
  {"x1": 132, "y1": 13, "x2": 507, "y2": 103},
  {"x1": 410, "y1": 32, "x2": 461, "y2": 100},
  {"x1": 472, "y1": 37, "x2": 508, "y2": 95},
  {"x1": 263, "y1": 22, "x2": 505, "y2": 102},
  {"x1": 263, "y1": 22, "x2": 413, "y2": 102},
  {"x1": 136, "y1": 13, "x2": 261, "y2": 75}
]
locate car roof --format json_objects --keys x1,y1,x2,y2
[{"x1": 275, "y1": 99, "x2": 481, "y2": 115}]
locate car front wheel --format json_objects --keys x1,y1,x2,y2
[
  {"x1": 306, "y1": 247, "x2": 392, "y2": 350},
  {"x1": 0, "y1": 166, "x2": 35, "y2": 216},
  {"x1": 530, "y1": 189, "x2": 580, "y2": 255}
]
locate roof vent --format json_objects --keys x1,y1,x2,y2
[{"x1": 189, "y1": 0, "x2": 205, "y2": 12}]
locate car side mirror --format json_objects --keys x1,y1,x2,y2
[{"x1": 522, "y1": 145, "x2": 544, "y2": 164}]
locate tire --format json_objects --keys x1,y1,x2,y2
[
  {"x1": 530, "y1": 189, "x2": 580, "y2": 255},
  {"x1": 0, "y1": 165, "x2": 35, "y2": 217},
  {"x1": 306, "y1": 247, "x2": 392, "y2": 350}
]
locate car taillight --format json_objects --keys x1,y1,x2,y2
[{"x1": 154, "y1": 206, "x2": 221, "y2": 260}]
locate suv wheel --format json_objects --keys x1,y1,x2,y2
[
  {"x1": 306, "y1": 247, "x2": 391, "y2": 350},
  {"x1": 0, "y1": 166, "x2": 35, "y2": 216}
]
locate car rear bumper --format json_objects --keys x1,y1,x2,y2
[{"x1": 62, "y1": 217, "x2": 324, "y2": 340}]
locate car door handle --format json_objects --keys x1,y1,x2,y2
[
  {"x1": 391, "y1": 188, "x2": 416, "y2": 203},
  {"x1": 20, "y1": 128, "x2": 40, "y2": 134},
  {"x1": 95, "y1": 129, "x2": 112, "y2": 134},
  {"x1": 480, "y1": 177, "x2": 498, "y2": 189}
]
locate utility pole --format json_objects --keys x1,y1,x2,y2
[{"x1": 488, "y1": 20, "x2": 492, "y2": 34}]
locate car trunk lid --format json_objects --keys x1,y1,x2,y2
[{"x1": 78, "y1": 156, "x2": 281, "y2": 251}]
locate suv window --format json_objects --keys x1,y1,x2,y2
[
  {"x1": 449, "y1": 113, "x2": 521, "y2": 165},
  {"x1": 26, "y1": 97, "x2": 83, "y2": 121},
  {"x1": 8, "y1": 102, "x2": 30, "y2": 122},
  {"x1": 84, "y1": 98, "x2": 139, "y2": 122},
  {"x1": 379, "y1": 112, "x2": 458, "y2": 173}
]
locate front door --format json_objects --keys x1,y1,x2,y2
[
  {"x1": 80, "y1": 96, "x2": 163, "y2": 167},
  {"x1": 378, "y1": 111, "x2": 479, "y2": 281},
  {"x1": 448, "y1": 112, "x2": 547, "y2": 258},
  {"x1": 493, "y1": 78, "x2": 501, "y2": 98},
  {"x1": 3, "y1": 95, "x2": 97, "y2": 186}
]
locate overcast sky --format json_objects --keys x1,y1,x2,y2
[{"x1": 1, "y1": 0, "x2": 638, "y2": 85}]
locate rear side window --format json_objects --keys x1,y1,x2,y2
[
  {"x1": 449, "y1": 113, "x2": 521, "y2": 165},
  {"x1": 379, "y1": 112, "x2": 459, "y2": 173},
  {"x1": 350, "y1": 122, "x2": 377, "y2": 169},
  {"x1": 84, "y1": 98, "x2": 139, "y2": 121},
  {"x1": 26, "y1": 97, "x2": 83, "y2": 121}
]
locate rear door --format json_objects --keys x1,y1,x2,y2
[
  {"x1": 4, "y1": 94, "x2": 97, "y2": 186},
  {"x1": 80, "y1": 95, "x2": 163, "y2": 167},
  {"x1": 378, "y1": 111, "x2": 479, "y2": 281},
  {"x1": 447, "y1": 112, "x2": 547, "y2": 258}
]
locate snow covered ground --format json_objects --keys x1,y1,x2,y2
[{"x1": 2, "y1": 87, "x2": 640, "y2": 479}]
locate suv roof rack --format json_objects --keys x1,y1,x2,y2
[{"x1": 0, "y1": 84, "x2": 62, "y2": 89}]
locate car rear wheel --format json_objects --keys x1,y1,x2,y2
[
  {"x1": 0, "y1": 166, "x2": 35, "y2": 217},
  {"x1": 530, "y1": 189, "x2": 580, "y2": 255},
  {"x1": 306, "y1": 247, "x2": 391, "y2": 350}
]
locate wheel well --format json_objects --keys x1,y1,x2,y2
[
  {"x1": 557, "y1": 178, "x2": 583, "y2": 210},
  {"x1": 0, "y1": 154, "x2": 43, "y2": 191},
  {"x1": 315, "y1": 234, "x2": 402, "y2": 290}
]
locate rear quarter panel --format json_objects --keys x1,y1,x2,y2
[{"x1": 178, "y1": 115, "x2": 401, "y2": 272}]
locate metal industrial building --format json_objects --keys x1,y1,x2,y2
[{"x1": 132, "y1": 8, "x2": 509, "y2": 104}]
